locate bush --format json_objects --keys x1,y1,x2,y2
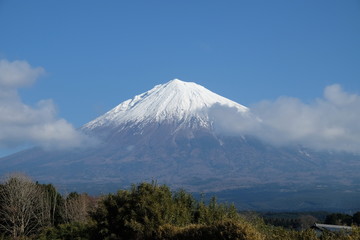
[
  {"x1": 157, "y1": 220, "x2": 265, "y2": 240},
  {"x1": 90, "y1": 182, "x2": 248, "y2": 239},
  {"x1": 37, "y1": 222, "x2": 92, "y2": 240}
]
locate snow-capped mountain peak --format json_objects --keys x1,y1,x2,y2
[{"x1": 83, "y1": 79, "x2": 248, "y2": 130}]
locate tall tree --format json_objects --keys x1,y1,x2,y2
[
  {"x1": 63, "y1": 192, "x2": 93, "y2": 224},
  {"x1": 38, "y1": 183, "x2": 63, "y2": 226},
  {"x1": 0, "y1": 174, "x2": 49, "y2": 238}
]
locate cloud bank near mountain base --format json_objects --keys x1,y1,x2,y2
[{"x1": 210, "y1": 84, "x2": 360, "y2": 154}]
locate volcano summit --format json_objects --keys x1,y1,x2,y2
[{"x1": 84, "y1": 79, "x2": 248, "y2": 130}]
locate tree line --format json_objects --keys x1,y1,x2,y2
[
  {"x1": 261, "y1": 211, "x2": 360, "y2": 230},
  {"x1": 0, "y1": 173, "x2": 360, "y2": 240},
  {"x1": 0, "y1": 173, "x2": 94, "y2": 239}
]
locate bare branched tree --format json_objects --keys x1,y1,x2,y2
[
  {"x1": 0, "y1": 173, "x2": 50, "y2": 238},
  {"x1": 37, "y1": 188, "x2": 52, "y2": 228},
  {"x1": 63, "y1": 193, "x2": 91, "y2": 223},
  {"x1": 39, "y1": 184, "x2": 61, "y2": 226}
]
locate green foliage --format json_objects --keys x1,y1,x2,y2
[
  {"x1": 322, "y1": 211, "x2": 360, "y2": 229},
  {"x1": 90, "y1": 182, "x2": 245, "y2": 240},
  {"x1": 193, "y1": 195, "x2": 240, "y2": 225},
  {"x1": 262, "y1": 226, "x2": 317, "y2": 240},
  {"x1": 250, "y1": 215, "x2": 360, "y2": 240},
  {"x1": 91, "y1": 182, "x2": 190, "y2": 239},
  {"x1": 157, "y1": 219, "x2": 265, "y2": 240},
  {"x1": 90, "y1": 182, "x2": 171, "y2": 239},
  {"x1": 318, "y1": 226, "x2": 360, "y2": 240},
  {"x1": 4, "y1": 175, "x2": 360, "y2": 240},
  {"x1": 325, "y1": 213, "x2": 353, "y2": 225},
  {"x1": 38, "y1": 222, "x2": 92, "y2": 240},
  {"x1": 171, "y1": 189, "x2": 196, "y2": 226},
  {"x1": 353, "y1": 212, "x2": 360, "y2": 225}
]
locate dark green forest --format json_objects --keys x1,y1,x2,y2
[{"x1": 0, "y1": 174, "x2": 359, "y2": 240}]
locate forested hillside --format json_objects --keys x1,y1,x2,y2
[{"x1": 0, "y1": 174, "x2": 359, "y2": 240}]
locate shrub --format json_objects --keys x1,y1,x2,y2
[
  {"x1": 37, "y1": 222, "x2": 92, "y2": 240},
  {"x1": 157, "y1": 220, "x2": 265, "y2": 240}
]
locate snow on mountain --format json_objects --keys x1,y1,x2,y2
[
  {"x1": 2, "y1": 78, "x2": 360, "y2": 211},
  {"x1": 83, "y1": 79, "x2": 248, "y2": 130}
]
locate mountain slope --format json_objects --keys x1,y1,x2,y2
[
  {"x1": 83, "y1": 79, "x2": 248, "y2": 133},
  {"x1": 1, "y1": 79, "x2": 360, "y2": 210}
]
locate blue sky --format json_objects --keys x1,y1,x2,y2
[{"x1": 0, "y1": 1, "x2": 360, "y2": 156}]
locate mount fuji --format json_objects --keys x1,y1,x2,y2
[
  {"x1": 1, "y1": 79, "x2": 360, "y2": 210},
  {"x1": 83, "y1": 79, "x2": 248, "y2": 130}
]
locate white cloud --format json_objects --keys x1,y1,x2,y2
[
  {"x1": 0, "y1": 59, "x2": 44, "y2": 88},
  {"x1": 0, "y1": 59, "x2": 92, "y2": 151},
  {"x1": 210, "y1": 84, "x2": 360, "y2": 153}
]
